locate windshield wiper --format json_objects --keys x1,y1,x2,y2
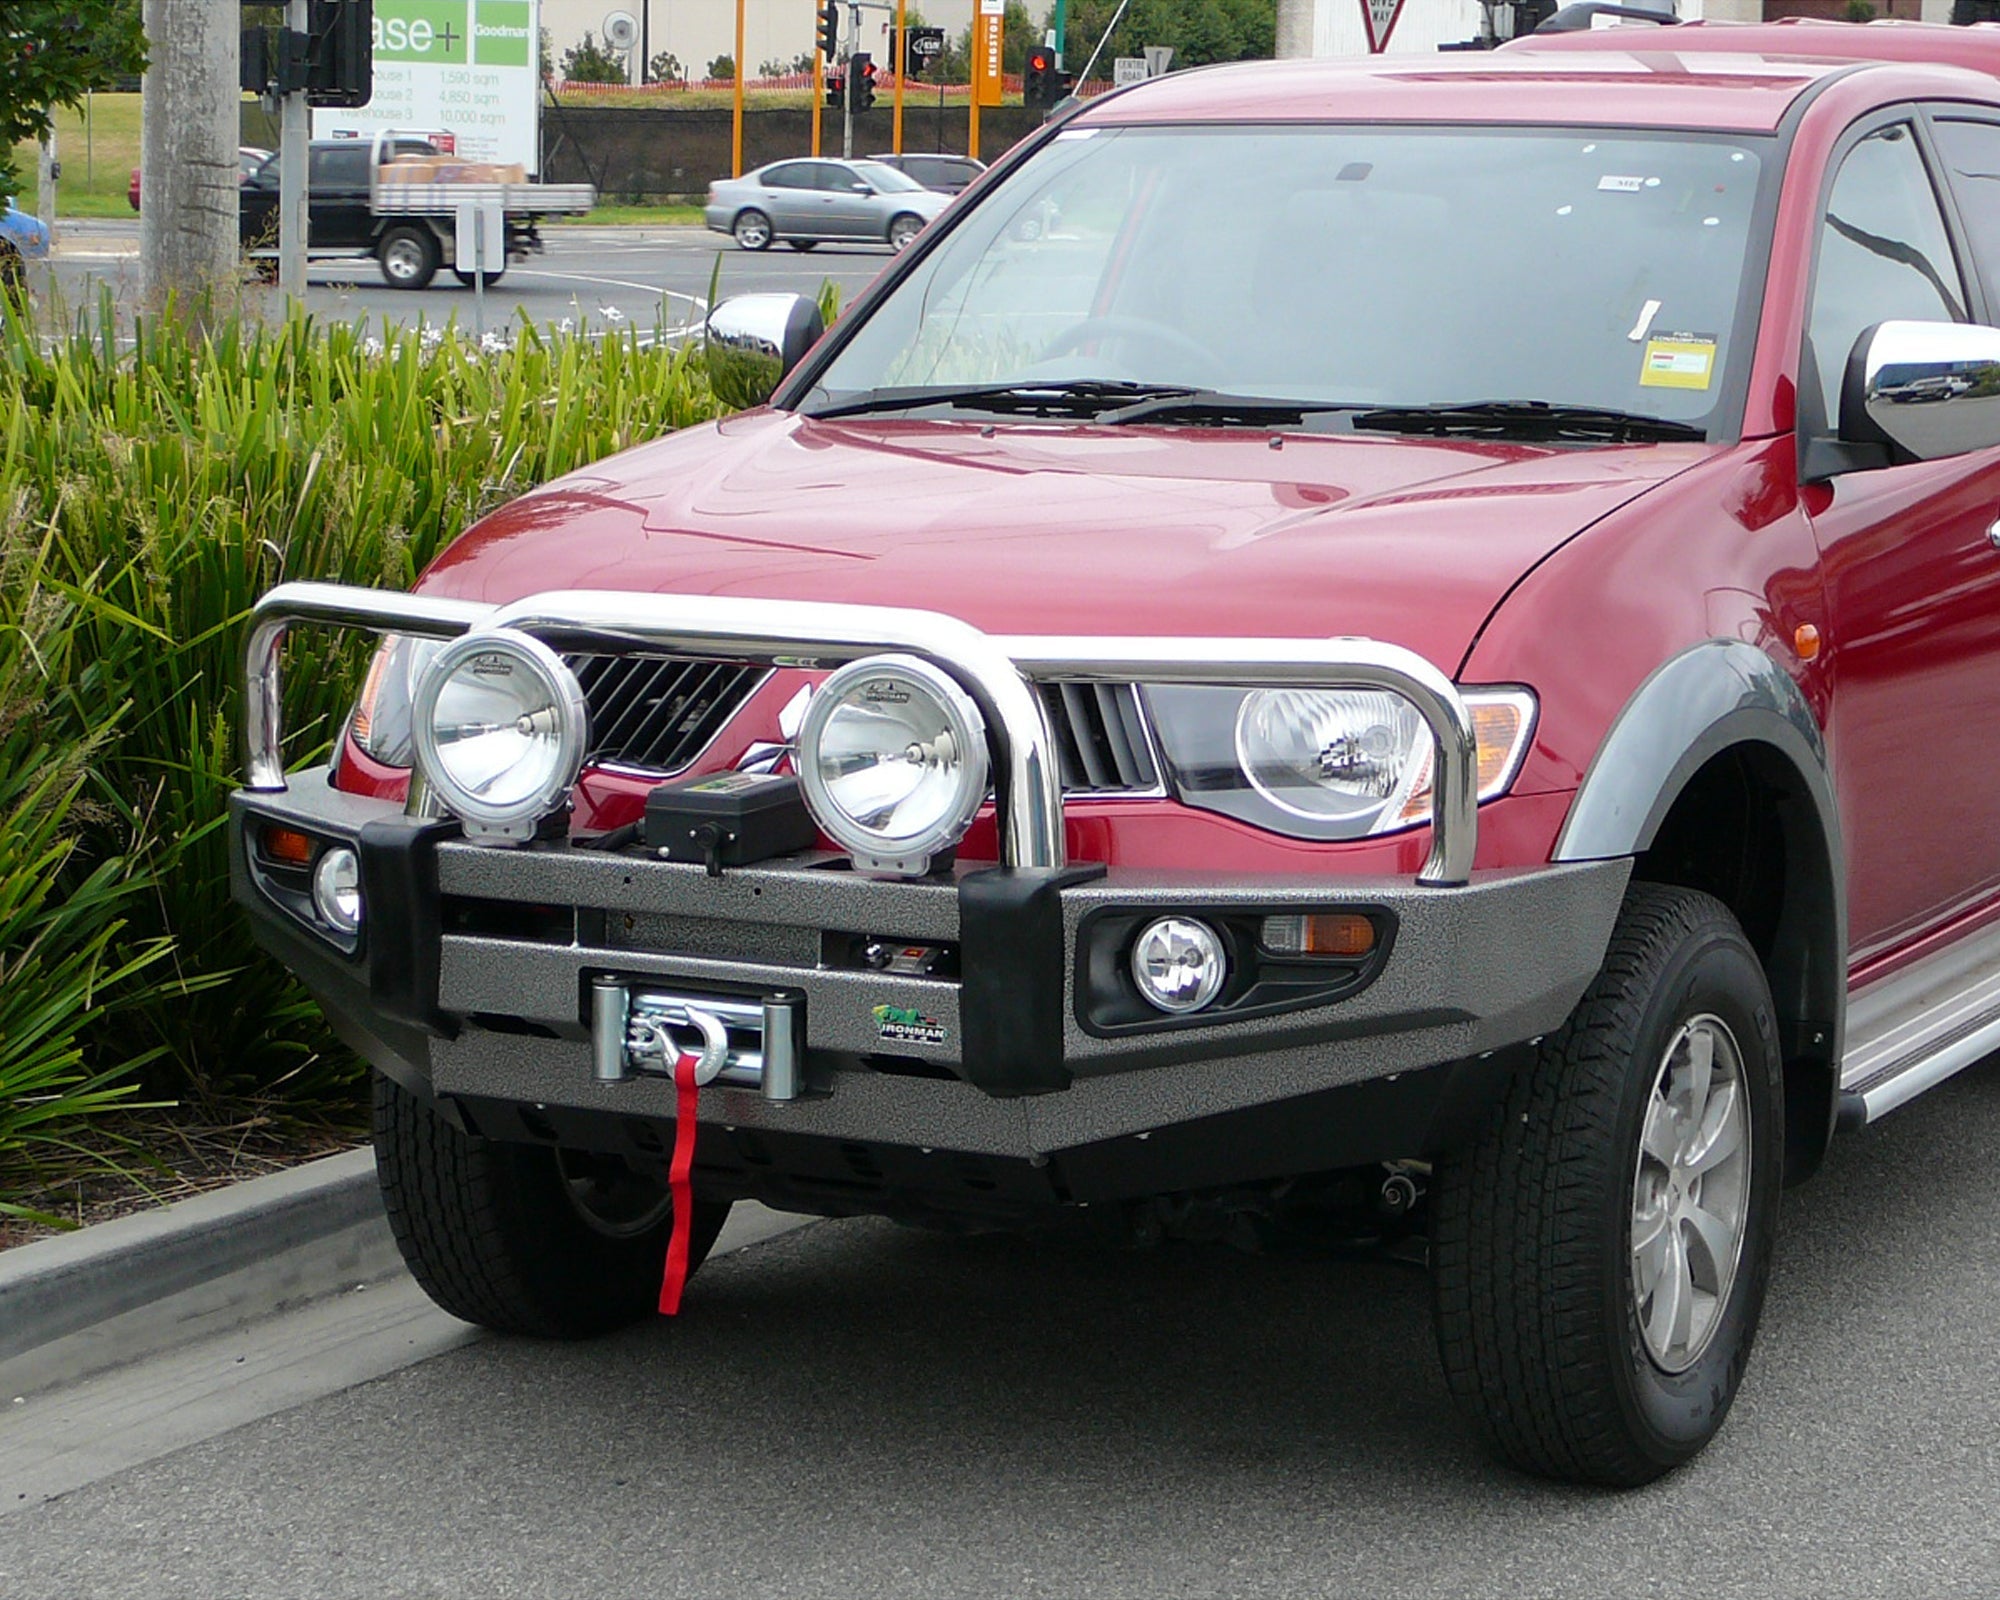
[
  {"x1": 804, "y1": 380, "x2": 1200, "y2": 421},
  {"x1": 1098, "y1": 390, "x2": 1366, "y2": 428},
  {"x1": 1350, "y1": 400, "x2": 1706, "y2": 443}
]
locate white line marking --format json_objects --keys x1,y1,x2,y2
[{"x1": 508, "y1": 268, "x2": 703, "y2": 304}]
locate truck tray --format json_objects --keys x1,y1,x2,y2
[{"x1": 372, "y1": 182, "x2": 596, "y2": 216}]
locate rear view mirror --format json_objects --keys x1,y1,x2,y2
[
  {"x1": 1843, "y1": 319, "x2": 2000, "y2": 464},
  {"x1": 704, "y1": 293, "x2": 827, "y2": 410}
]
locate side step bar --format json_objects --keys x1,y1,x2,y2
[{"x1": 1839, "y1": 918, "x2": 2000, "y2": 1127}]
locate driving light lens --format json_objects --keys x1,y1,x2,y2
[
  {"x1": 797, "y1": 654, "x2": 990, "y2": 876},
  {"x1": 411, "y1": 630, "x2": 588, "y2": 844},
  {"x1": 1235, "y1": 689, "x2": 1426, "y2": 824},
  {"x1": 1130, "y1": 917, "x2": 1227, "y2": 1014},
  {"x1": 311, "y1": 846, "x2": 363, "y2": 934}
]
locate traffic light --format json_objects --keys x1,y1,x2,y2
[
  {"x1": 817, "y1": 0, "x2": 839, "y2": 62},
  {"x1": 1023, "y1": 45, "x2": 1055, "y2": 108},
  {"x1": 826, "y1": 75, "x2": 843, "y2": 109},
  {"x1": 305, "y1": 0, "x2": 372, "y2": 109},
  {"x1": 850, "y1": 52, "x2": 875, "y2": 113}
]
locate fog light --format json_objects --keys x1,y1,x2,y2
[
  {"x1": 1130, "y1": 917, "x2": 1226, "y2": 1014},
  {"x1": 312, "y1": 846, "x2": 363, "y2": 935}
]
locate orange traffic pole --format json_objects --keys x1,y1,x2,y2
[
  {"x1": 732, "y1": 0, "x2": 746, "y2": 175},
  {"x1": 892, "y1": 0, "x2": 906, "y2": 154}
]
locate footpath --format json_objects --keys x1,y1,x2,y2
[{"x1": 0, "y1": 1151, "x2": 803, "y2": 1512}]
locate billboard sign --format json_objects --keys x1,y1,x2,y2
[{"x1": 315, "y1": 0, "x2": 541, "y2": 173}]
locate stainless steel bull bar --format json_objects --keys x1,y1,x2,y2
[{"x1": 241, "y1": 582, "x2": 1480, "y2": 885}]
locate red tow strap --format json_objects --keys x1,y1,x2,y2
[{"x1": 657, "y1": 1050, "x2": 700, "y2": 1316}]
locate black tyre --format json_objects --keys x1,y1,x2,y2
[
  {"x1": 377, "y1": 223, "x2": 441, "y2": 289},
  {"x1": 732, "y1": 208, "x2": 773, "y2": 251},
  {"x1": 451, "y1": 267, "x2": 506, "y2": 288},
  {"x1": 1431, "y1": 884, "x2": 1782, "y2": 1486},
  {"x1": 0, "y1": 244, "x2": 23, "y2": 310},
  {"x1": 372, "y1": 1071, "x2": 733, "y2": 1338},
  {"x1": 786, "y1": 239, "x2": 817, "y2": 251},
  {"x1": 887, "y1": 212, "x2": 924, "y2": 252}
]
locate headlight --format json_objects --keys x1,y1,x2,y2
[
  {"x1": 796, "y1": 654, "x2": 990, "y2": 876},
  {"x1": 410, "y1": 630, "x2": 589, "y2": 845},
  {"x1": 348, "y1": 633, "x2": 444, "y2": 768},
  {"x1": 1147, "y1": 684, "x2": 1535, "y2": 842}
]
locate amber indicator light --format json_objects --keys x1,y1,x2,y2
[
  {"x1": 1263, "y1": 912, "x2": 1376, "y2": 958},
  {"x1": 1794, "y1": 623, "x2": 1821, "y2": 661},
  {"x1": 261, "y1": 826, "x2": 315, "y2": 866}
]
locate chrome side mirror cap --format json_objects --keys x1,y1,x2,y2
[
  {"x1": 704, "y1": 293, "x2": 826, "y2": 411},
  {"x1": 1845, "y1": 319, "x2": 2000, "y2": 464}
]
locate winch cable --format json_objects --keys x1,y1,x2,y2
[{"x1": 658, "y1": 1050, "x2": 701, "y2": 1316}]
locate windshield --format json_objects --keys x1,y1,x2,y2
[
  {"x1": 853, "y1": 160, "x2": 925, "y2": 193},
  {"x1": 803, "y1": 125, "x2": 1770, "y2": 433}
]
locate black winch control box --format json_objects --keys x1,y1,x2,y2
[{"x1": 642, "y1": 772, "x2": 818, "y2": 872}]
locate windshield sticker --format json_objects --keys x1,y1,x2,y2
[
  {"x1": 1627, "y1": 299, "x2": 1664, "y2": 343},
  {"x1": 1640, "y1": 333, "x2": 1717, "y2": 391},
  {"x1": 1598, "y1": 175, "x2": 1647, "y2": 193}
]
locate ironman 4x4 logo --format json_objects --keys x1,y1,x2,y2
[{"x1": 873, "y1": 1004, "x2": 946, "y2": 1047}]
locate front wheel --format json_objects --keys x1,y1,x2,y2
[
  {"x1": 372, "y1": 1071, "x2": 733, "y2": 1337},
  {"x1": 1431, "y1": 884, "x2": 1782, "y2": 1486},
  {"x1": 377, "y1": 223, "x2": 441, "y2": 289},
  {"x1": 732, "y1": 209, "x2": 772, "y2": 251},
  {"x1": 887, "y1": 212, "x2": 924, "y2": 253}
]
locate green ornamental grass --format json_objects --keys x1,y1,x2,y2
[{"x1": 0, "y1": 297, "x2": 734, "y2": 1211}]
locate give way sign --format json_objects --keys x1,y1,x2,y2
[{"x1": 1361, "y1": 0, "x2": 1406, "y2": 52}]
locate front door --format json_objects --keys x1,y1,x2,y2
[{"x1": 1803, "y1": 117, "x2": 2000, "y2": 965}]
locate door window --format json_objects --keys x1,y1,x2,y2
[
  {"x1": 1805, "y1": 124, "x2": 1966, "y2": 431},
  {"x1": 813, "y1": 163, "x2": 869, "y2": 193},
  {"x1": 762, "y1": 163, "x2": 811, "y2": 189},
  {"x1": 1929, "y1": 117, "x2": 2000, "y2": 306}
]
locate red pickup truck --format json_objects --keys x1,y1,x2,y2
[{"x1": 231, "y1": 20, "x2": 2000, "y2": 1485}]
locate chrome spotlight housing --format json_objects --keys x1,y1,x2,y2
[
  {"x1": 797, "y1": 654, "x2": 991, "y2": 877},
  {"x1": 410, "y1": 629, "x2": 589, "y2": 844}
]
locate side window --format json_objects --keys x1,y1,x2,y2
[
  {"x1": 762, "y1": 163, "x2": 809, "y2": 189},
  {"x1": 1805, "y1": 124, "x2": 1966, "y2": 431},
  {"x1": 1931, "y1": 117, "x2": 2000, "y2": 304},
  {"x1": 816, "y1": 163, "x2": 867, "y2": 192}
]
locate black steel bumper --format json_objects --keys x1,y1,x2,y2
[{"x1": 231, "y1": 774, "x2": 1629, "y2": 1201}]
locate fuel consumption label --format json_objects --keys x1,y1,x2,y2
[{"x1": 1639, "y1": 331, "x2": 1717, "y2": 391}]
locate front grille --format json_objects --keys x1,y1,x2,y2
[
  {"x1": 1039, "y1": 682, "x2": 1159, "y2": 794},
  {"x1": 568, "y1": 654, "x2": 1157, "y2": 796},
  {"x1": 568, "y1": 653, "x2": 764, "y2": 775}
]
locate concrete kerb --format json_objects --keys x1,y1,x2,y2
[{"x1": 0, "y1": 1147, "x2": 401, "y2": 1401}]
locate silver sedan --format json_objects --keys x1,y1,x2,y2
[{"x1": 704, "y1": 158, "x2": 952, "y2": 253}]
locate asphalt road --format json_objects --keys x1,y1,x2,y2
[
  {"x1": 5, "y1": 1061, "x2": 2000, "y2": 1598},
  {"x1": 39, "y1": 220, "x2": 896, "y2": 336}
]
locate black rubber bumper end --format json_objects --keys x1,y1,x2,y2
[
  {"x1": 358, "y1": 815, "x2": 460, "y2": 1038},
  {"x1": 957, "y1": 863, "x2": 1106, "y2": 1098}
]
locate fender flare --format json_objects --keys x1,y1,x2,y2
[{"x1": 1554, "y1": 639, "x2": 1845, "y2": 1178}]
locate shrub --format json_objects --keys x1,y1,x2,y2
[
  {"x1": 0, "y1": 301, "x2": 724, "y2": 1132},
  {"x1": 0, "y1": 511, "x2": 170, "y2": 1219}
]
